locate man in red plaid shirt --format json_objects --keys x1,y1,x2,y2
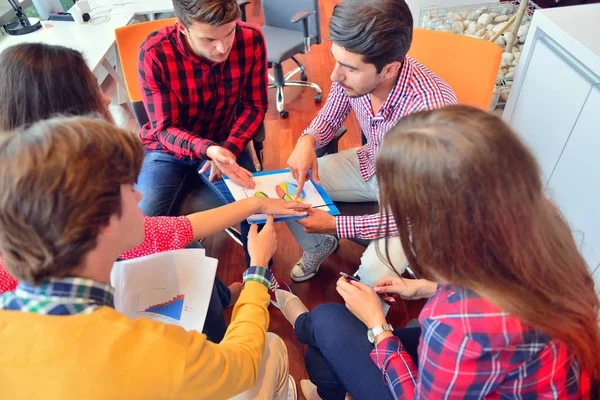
[{"x1": 136, "y1": 0, "x2": 267, "y2": 222}]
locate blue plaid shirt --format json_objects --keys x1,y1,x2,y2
[{"x1": 0, "y1": 277, "x2": 114, "y2": 315}]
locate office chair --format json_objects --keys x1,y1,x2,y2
[{"x1": 239, "y1": 0, "x2": 322, "y2": 119}]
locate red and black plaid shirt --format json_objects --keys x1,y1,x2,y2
[{"x1": 138, "y1": 21, "x2": 268, "y2": 160}]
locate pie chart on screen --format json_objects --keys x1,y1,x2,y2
[{"x1": 276, "y1": 182, "x2": 305, "y2": 201}]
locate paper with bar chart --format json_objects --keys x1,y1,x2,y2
[
  {"x1": 110, "y1": 249, "x2": 218, "y2": 332},
  {"x1": 224, "y1": 169, "x2": 339, "y2": 224}
]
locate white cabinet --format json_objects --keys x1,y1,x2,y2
[
  {"x1": 593, "y1": 265, "x2": 600, "y2": 294},
  {"x1": 503, "y1": 5, "x2": 600, "y2": 289},
  {"x1": 546, "y1": 87, "x2": 600, "y2": 273},
  {"x1": 507, "y1": 40, "x2": 592, "y2": 184}
]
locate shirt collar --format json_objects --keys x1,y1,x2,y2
[
  {"x1": 16, "y1": 277, "x2": 114, "y2": 308},
  {"x1": 365, "y1": 56, "x2": 414, "y2": 120}
]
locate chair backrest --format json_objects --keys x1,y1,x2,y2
[
  {"x1": 407, "y1": 28, "x2": 502, "y2": 110},
  {"x1": 262, "y1": 0, "x2": 321, "y2": 45},
  {"x1": 115, "y1": 18, "x2": 177, "y2": 104}
]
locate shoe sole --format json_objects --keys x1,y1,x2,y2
[{"x1": 290, "y1": 239, "x2": 339, "y2": 283}]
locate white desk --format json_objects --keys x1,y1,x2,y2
[
  {"x1": 0, "y1": 13, "x2": 133, "y2": 73},
  {"x1": 0, "y1": 0, "x2": 174, "y2": 102},
  {"x1": 82, "y1": 0, "x2": 173, "y2": 20},
  {"x1": 0, "y1": 13, "x2": 133, "y2": 101}
]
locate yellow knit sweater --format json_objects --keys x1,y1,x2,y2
[{"x1": 0, "y1": 281, "x2": 270, "y2": 399}]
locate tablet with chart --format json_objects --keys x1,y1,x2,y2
[{"x1": 223, "y1": 169, "x2": 339, "y2": 224}]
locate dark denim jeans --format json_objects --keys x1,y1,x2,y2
[{"x1": 295, "y1": 304, "x2": 421, "y2": 400}]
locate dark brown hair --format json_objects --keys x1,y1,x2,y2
[
  {"x1": 173, "y1": 0, "x2": 241, "y2": 28},
  {"x1": 328, "y1": 0, "x2": 413, "y2": 73},
  {"x1": 0, "y1": 43, "x2": 111, "y2": 130},
  {"x1": 377, "y1": 105, "x2": 600, "y2": 379},
  {"x1": 0, "y1": 117, "x2": 144, "y2": 284}
]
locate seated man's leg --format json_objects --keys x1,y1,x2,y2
[
  {"x1": 294, "y1": 304, "x2": 396, "y2": 400},
  {"x1": 286, "y1": 149, "x2": 378, "y2": 281},
  {"x1": 356, "y1": 237, "x2": 407, "y2": 315},
  {"x1": 229, "y1": 333, "x2": 291, "y2": 400},
  {"x1": 357, "y1": 236, "x2": 407, "y2": 287},
  {"x1": 137, "y1": 150, "x2": 199, "y2": 216}
]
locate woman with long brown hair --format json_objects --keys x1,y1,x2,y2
[{"x1": 275, "y1": 105, "x2": 599, "y2": 399}]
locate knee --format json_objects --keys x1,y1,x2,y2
[
  {"x1": 310, "y1": 304, "x2": 355, "y2": 343},
  {"x1": 360, "y1": 238, "x2": 407, "y2": 282},
  {"x1": 265, "y1": 333, "x2": 288, "y2": 363}
]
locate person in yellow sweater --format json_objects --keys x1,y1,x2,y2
[{"x1": 0, "y1": 116, "x2": 296, "y2": 399}]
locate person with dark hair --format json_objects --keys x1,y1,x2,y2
[
  {"x1": 0, "y1": 43, "x2": 113, "y2": 126},
  {"x1": 0, "y1": 42, "x2": 308, "y2": 344},
  {"x1": 277, "y1": 105, "x2": 599, "y2": 400},
  {"x1": 136, "y1": 0, "x2": 270, "y2": 268},
  {"x1": 285, "y1": 0, "x2": 457, "y2": 286},
  {"x1": 0, "y1": 117, "x2": 296, "y2": 399}
]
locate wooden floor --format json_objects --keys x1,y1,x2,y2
[{"x1": 102, "y1": 1, "x2": 423, "y2": 397}]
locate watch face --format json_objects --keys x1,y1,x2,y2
[{"x1": 367, "y1": 330, "x2": 375, "y2": 343}]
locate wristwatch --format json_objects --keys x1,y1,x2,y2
[{"x1": 367, "y1": 323, "x2": 393, "y2": 343}]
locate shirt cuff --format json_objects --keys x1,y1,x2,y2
[
  {"x1": 299, "y1": 130, "x2": 321, "y2": 148},
  {"x1": 370, "y1": 335, "x2": 404, "y2": 370},
  {"x1": 222, "y1": 140, "x2": 242, "y2": 157},
  {"x1": 336, "y1": 215, "x2": 357, "y2": 239},
  {"x1": 243, "y1": 266, "x2": 274, "y2": 289},
  {"x1": 198, "y1": 141, "x2": 220, "y2": 160}
]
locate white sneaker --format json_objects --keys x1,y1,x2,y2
[{"x1": 290, "y1": 235, "x2": 339, "y2": 282}]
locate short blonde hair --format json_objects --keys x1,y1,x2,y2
[{"x1": 0, "y1": 116, "x2": 144, "y2": 284}]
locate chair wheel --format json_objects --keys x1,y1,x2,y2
[
  {"x1": 314, "y1": 93, "x2": 322, "y2": 103},
  {"x1": 300, "y1": 72, "x2": 308, "y2": 81},
  {"x1": 279, "y1": 110, "x2": 289, "y2": 119}
]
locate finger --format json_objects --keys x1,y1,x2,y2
[
  {"x1": 209, "y1": 168, "x2": 217, "y2": 183},
  {"x1": 249, "y1": 223, "x2": 259, "y2": 239},
  {"x1": 381, "y1": 295, "x2": 396, "y2": 304},
  {"x1": 240, "y1": 167, "x2": 253, "y2": 178},
  {"x1": 232, "y1": 171, "x2": 255, "y2": 189},
  {"x1": 285, "y1": 201, "x2": 312, "y2": 210},
  {"x1": 295, "y1": 176, "x2": 306, "y2": 199},
  {"x1": 336, "y1": 277, "x2": 354, "y2": 291},
  {"x1": 199, "y1": 161, "x2": 211, "y2": 175},
  {"x1": 289, "y1": 165, "x2": 298, "y2": 182},
  {"x1": 350, "y1": 280, "x2": 374, "y2": 292},
  {"x1": 278, "y1": 207, "x2": 308, "y2": 217},
  {"x1": 310, "y1": 161, "x2": 320, "y2": 185},
  {"x1": 374, "y1": 276, "x2": 398, "y2": 289},
  {"x1": 264, "y1": 215, "x2": 275, "y2": 230},
  {"x1": 374, "y1": 286, "x2": 396, "y2": 294}
]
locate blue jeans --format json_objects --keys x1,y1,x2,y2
[
  {"x1": 136, "y1": 149, "x2": 255, "y2": 267},
  {"x1": 295, "y1": 304, "x2": 421, "y2": 400}
]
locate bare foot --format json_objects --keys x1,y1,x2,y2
[{"x1": 227, "y1": 282, "x2": 243, "y2": 308}]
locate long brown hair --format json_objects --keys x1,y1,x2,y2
[
  {"x1": 377, "y1": 105, "x2": 600, "y2": 379},
  {"x1": 0, "y1": 43, "x2": 111, "y2": 130}
]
